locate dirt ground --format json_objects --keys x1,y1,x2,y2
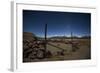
[{"x1": 23, "y1": 39, "x2": 91, "y2": 62}]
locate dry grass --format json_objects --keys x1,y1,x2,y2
[{"x1": 23, "y1": 39, "x2": 91, "y2": 62}]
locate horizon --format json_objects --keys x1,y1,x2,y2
[{"x1": 23, "y1": 31, "x2": 90, "y2": 39}]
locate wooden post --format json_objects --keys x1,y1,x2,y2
[
  {"x1": 71, "y1": 32, "x2": 73, "y2": 51},
  {"x1": 44, "y1": 24, "x2": 47, "y2": 57}
]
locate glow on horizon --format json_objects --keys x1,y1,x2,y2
[{"x1": 35, "y1": 34, "x2": 90, "y2": 38}]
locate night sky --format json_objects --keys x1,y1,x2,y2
[{"x1": 23, "y1": 10, "x2": 91, "y2": 37}]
